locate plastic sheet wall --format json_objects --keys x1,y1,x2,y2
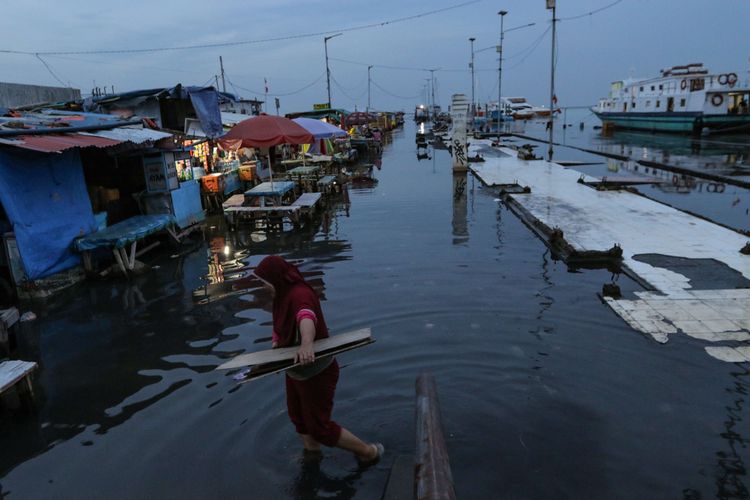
[{"x1": 0, "y1": 148, "x2": 96, "y2": 279}]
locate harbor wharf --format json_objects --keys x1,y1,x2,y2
[{"x1": 468, "y1": 139, "x2": 750, "y2": 363}]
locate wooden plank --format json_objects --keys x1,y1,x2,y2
[
  {"x1": 217, "y1": 328, "x2": 371, "y2": 370},
  {"x1": 383, "y1": 455, "x2": 415, "y2": 500},
  {"x1": 1, "y1": 307, "x2": 19, "y2": 329},
  {"x1": 415, "y1": 373, "x2": 456, "y2": 500},
  {"x1": 224, "y1": 206, "x2": 300, "y2": 214},
  {"x1": 292, "y1": 192, "x2": 322, "y2": 208},
  {"x1": 0, "y1": 360, "x2": 37, "y2": 394},
  {"x1": 222, "y1": 194, "x2": 245, "y2": 209},
  {"x1": 317, "y1": 175, "x2": 336, "y2": 186},
  {"x1": 238, "y1": 338, "x2": 374, "y2": 382}
]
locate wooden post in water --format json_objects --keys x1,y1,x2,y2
[
  {"x1": 450, "y1": 94, "x2": 469, "y2": 173},
  {"x1": 415, "y1": 373, "x2": 456, "y2": 500}
]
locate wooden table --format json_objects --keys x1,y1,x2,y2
[{"x1": 244, "y1": 181, "x2": 296, "y2": 207}]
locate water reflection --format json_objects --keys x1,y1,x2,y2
[
  {"x1": 290, "y1": 455, "x2": 364, "y2": 499},
  {"x1": 452, "y1": 172, "x2": 469, "y2": 244},
  {"x1": 715, "y1": 366, "x2": 750, "y2": 499}
]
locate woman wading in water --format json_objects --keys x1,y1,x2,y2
[{"x1": 253, "y1": 255, "x2": 383, "y2": 464}]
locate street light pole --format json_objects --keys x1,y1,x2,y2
[
  {"x1": 547, "y1": 1, "x2": 556, "y2": 161},
  {"x1": 498, "y1": 10, "x2": 507, "y2": 144},
  {"x1": 429, "y1": 69, "x2": 438, "y2": 117},
  {"x1": 469, "y1": 37, "x2": 476, "y2": 121},
  {"x1": 367, "y1": 65, "x2": 373, "y2": 112},
  {"x1": 324, "y1": 33, "x2": 342, "y2": 108}
]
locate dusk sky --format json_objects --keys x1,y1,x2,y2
[{"x1": 3, "y1": 0, "x2": 749, "y2": 114}]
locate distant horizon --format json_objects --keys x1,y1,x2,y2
[{"x1": 3, "y1": 0, "x2": 749, "y2": 115}]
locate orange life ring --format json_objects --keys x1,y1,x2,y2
[
  {"x1": 680, "y1": 79, "x2": 687, "y2": 90},
  {"x1": 718, "y1": 74, "x2": 728, "y2": 85},
  {"x1": 711, "y1": 94, "x2": 724, "y2": 106}
]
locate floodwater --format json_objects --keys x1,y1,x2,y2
[{"x1": 1, "y1": 119, "x2": 750, "y2": 499}]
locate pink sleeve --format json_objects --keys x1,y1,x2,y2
[
  {"x1": 296, "y1": 308, "x2": 317, "y2": 324},
  {"x1": 272, "y1": 330, "x2": 280, "y2": 345}
]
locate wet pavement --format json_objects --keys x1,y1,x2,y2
[{"x1": 2, "y1": 120, "x2": 750, "y2": 498}]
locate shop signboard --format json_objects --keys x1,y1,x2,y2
[
  {"x1": 144, "y1": 152, "x2": 179, "y2": 192},
  {"x1": 313, "y1": 103, "x2": 329, "y2": 110}
]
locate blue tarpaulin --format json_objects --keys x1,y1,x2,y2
[
  {"x1": 186, "y1": 88, "x2": 223, "y2": 139},
  {"x1": 73, "y1": 214, "x2": 175, "y2": 251},
  {"x1": 0, "y1": 148, "x2": 96, "y2": 279}
]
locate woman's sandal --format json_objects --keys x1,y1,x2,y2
[{"x1": 358, "y1": 442, "x2": 384, "y2": 467}]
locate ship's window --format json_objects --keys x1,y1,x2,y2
[
  {"x1": 632, "y1": 101, "x2": 636, "y2": 108},
  {"x1": 690, "y1": 78, "x2": 705, "y2": 92},
  {"x1": 659, "y1": 84, "x2": 663, "y2": 90},
  {"x1": 656, "y1": 100, "x2": 661, "y2": 108},
  {"x1": 639, "y1": 86, "x2": 644, "y2": 91},
  {"x1": 646, "y1": 100, "x2": 651, "y2": 107},
  {"x1": 651, "y1": 86, "x2": 655, "y2": 91},
  {"x1": 680, "y1": 98, "x2": 686, "y2": 107}
]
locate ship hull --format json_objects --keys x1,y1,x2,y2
[{"x1": 593, "y1": 111, "x2": 750, "y2": 134}]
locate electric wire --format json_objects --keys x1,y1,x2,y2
[
  {"x1": 559, "y1": 0, "x2": 625, "y2": 21},
  {"x1": 0, "y1": 0, "x2": 485, "y2": 56},
  {"x1": 331, "y1": 75, "x2": 368, "y2": 102},
  {"x1": 35, "y1": 54, "x2": 71, "y2": 88},
  {"x1": 227, "y1": 74, "x2": 325, "y2": 97},
  {"x1": 370, "y1": 78, "x2": 421, "y2": 100}
]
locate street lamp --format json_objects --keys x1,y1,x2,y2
[
  {"x1": 469, "y1": 37, "x2": 476, "y2": 121},
  {"x1": 324, "y1": 33, "x2": 342, "y2": 108},
  {"x1": 497, "y1": 11, "x2": 507, "y2": 144},
  {"x1": 495, "y1": 16, "x2": 536, "y2": 144}
]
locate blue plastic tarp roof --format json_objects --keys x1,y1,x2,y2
[
  {"x1": 292, "y1": 117, "x2": 348, "y2": 139},
  {"x1": 0, "y1": 148, "x2": 96, "y2": 279}
]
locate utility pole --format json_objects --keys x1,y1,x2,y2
[
  {"x1": 324, "y1": 33, "x2": 343, "y2": 108},
  {"x1": 219, "y1": 56, "x2": 226, "y2": 93},
  {"x1": 547, "y1": 0, "x2": 556, "y2": 161},
  {"x1": 469, "y1": 37, "x2": 476, "y2": 120},
  {"x1": 367, "y1": 65, "x2": 373, "y2": 112},
  {"x1": 215, "y1": 75, "x2": 219, "y2": 90},
  {"x1": 428, "y1": 69, "x2": 438, "y2": 117},
  {"x1": 498, "y1": 10, "x2": 507, "y2": 144}
]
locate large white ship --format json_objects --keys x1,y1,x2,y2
[{"x1": 593, "y1": 63, "x2": 750, "y2": 134}]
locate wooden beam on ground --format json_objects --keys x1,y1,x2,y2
[
  {"x1": 382, "y1": 455, "x2": 416, "y2": 500},
  {"x1": 416, "y1": 373, "x2": 456, "y2": 500}
]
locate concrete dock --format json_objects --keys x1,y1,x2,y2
[{"x1": 468, "y1": 139, "x2": 750, "y2": 363}]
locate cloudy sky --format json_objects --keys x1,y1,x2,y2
[{"x1": 2, "y1": 0, "x2": 749, "y2": 114}]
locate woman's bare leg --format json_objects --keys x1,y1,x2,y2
[
  {"x1": 300, "y1": 434, "x2": 321, "y2": 451},
  {"x1": 335, "y1": 428, "x2": 378, "y2": 460}
]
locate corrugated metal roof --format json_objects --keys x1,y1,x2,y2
[
  {"x1": 81, "y1": 127, "x2": 173, "y2": 143},
  {"x1": 0, "y1": 134, "x2": 120, "y2": 153},
  {"x1": 0, "y1": 127, "x2": 172, "y2": 153}
]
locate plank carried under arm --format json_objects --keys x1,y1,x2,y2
[{"x1": 216, "y1": 328, "x2": 372, "y2": 371}]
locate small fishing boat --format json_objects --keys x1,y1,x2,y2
[{"x1": 593, "y1": 63, "x2": 750, "y2": 134}]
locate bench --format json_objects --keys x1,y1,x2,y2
[
  {"x1": 291, "y1": 192, "x2": 322, "y2": 208},
  {"x1": 224, "y1": 206, "x2": 300, "y2": 214},
  {"x1": 222, "y1": 194, "x2": 245, "y2": 209},
  {"x1": 0, "y1": 360, "x2": 37, "y2": 403}
]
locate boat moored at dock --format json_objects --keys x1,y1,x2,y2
[{"x1": 593, "y1": 63, "x2": 750, "y2": 134}]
